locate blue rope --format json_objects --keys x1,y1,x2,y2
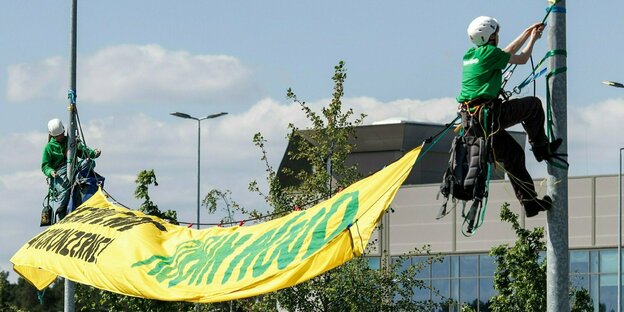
[{"x1": 67, "y1": 89, "x2": 77, "y2": 104}]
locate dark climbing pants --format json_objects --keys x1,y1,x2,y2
[{"x1": 489, "y1": 96, "x2": 549, "y2": 204}]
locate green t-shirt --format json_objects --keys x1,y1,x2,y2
[{"x1": 456, "y1": 44, "x2": 511, "y2": 103}]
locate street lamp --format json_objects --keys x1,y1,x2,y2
[
  {"x1": 619, "y1": 148, "x2": 623, "y2": 312},
  {"x1": 170, "y1": 111, "x2": 228, "y2": 230}
]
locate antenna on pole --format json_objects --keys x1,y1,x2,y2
[
  {"x1": 545, "y1": 1, "x2": 569, "y2": 311},
  {"x1": 64, "y1": 0, "x2": 77, "y2": 311}
]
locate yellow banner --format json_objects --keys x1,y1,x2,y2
[{"x1": 12, "y1": 147, "x2": 420, "y2": 303}]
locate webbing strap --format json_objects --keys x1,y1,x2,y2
[
  {"x1": 515, "y1": 49, "x2": 567, "y2": 92},
  {"x1": 67, "y1": 89, "x2": 77, "y2": 104},
  {"x1": 545, "y1": 66, "x2": 567, "y2": 141},
  {"x1": 543, "y1": 0, "x2": 564, "y2": 23},
  {"x1": 545, "y1": 64, "x2": 569, "y2": 170}
]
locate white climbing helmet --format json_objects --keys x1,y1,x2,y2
[
  {"x1": 467, "y1": 16, "x2": 499, "y2": 46},
  {"x1": 48, "y1": 118, "x2": 65, "y2": 136}
]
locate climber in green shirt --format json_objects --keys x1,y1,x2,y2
[
  {"x1": 457, "y1": 16, "x2": 561, "y2": 218},
  {"x1": 42, "y1": 118, "x2": 101, "y2": 218}
]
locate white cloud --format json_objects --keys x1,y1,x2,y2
[
  {"x1": 6, "y1": 57, "x2": 65, "y2": 102},
  {"x1": 566, "y1": 97, "x2": 624, "y2": 175},
  {"x1": 6, "y1": 45, "x2": 258, "y2": 104}
]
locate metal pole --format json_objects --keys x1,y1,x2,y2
[
  {"x1": 546, "y1": 1, "x2": 569, "y2": 311},
  {"x1": 197, "y1": 119, "x2": 201, "y2": 230},
  {"x1": 619, "y1": 148, "x2": 623, "y2": 312},
  {"x1": 64, "y1": 0, "x2": 77, "y2": 311},
  {"x1": 169, "y1": 112, "x2": 228, "y2": 232}
]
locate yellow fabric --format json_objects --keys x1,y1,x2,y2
[{"x1": 11, "y1": 147, "x2": 421, "y2": 303}]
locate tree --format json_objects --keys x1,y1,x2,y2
[
  {"x1": 0, "y1": 270, "x2": 17, "y2": 311},
  {"x1": 461, "y1": 203, "x2": 593, "y2": 312},
  {"x1": 134, "y1": 169, "x2": 178, "y2": 223},
  {"x1": 239, "y1": 61, "x2": 446, "y2": 311}
]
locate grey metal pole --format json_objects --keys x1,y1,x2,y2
[
  {"x1": 197, "y1": 119, "x2": 201, "y2": 230},
  {"x1": 546, "y1": 1, "x2": 569, "y2": 311},
  {"x1": 619, "y1": 148, "x2": 623, "y2": 312},
  {"x1": 64, "y1": 0, "x2": 77, "y2": 311},
  {"x1": 169, "y1": 112, "x2": 228, "y2": 231}
]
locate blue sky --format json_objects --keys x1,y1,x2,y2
[{"x1": 2, "y1": 1, "x2": 624, "y2": 280}]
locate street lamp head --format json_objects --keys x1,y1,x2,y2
[
  {"x1": 170, "y1": 112, "x2": 194, "y2": 119},
  {"x1": 205, "y1": 112, "x2": 228, "y2": 119},
  {"x1": 603, "y1": 81, "x2": 624, "y2": 88}
]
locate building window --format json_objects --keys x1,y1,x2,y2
[{"x1": 383, "y1": 249, "x2": 624, "y2": 311}]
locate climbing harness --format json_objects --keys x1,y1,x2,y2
[{"x1": 437, "y1": 100, "x2": 494, "y2": 236}]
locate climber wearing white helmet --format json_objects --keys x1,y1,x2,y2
[
  {"x1": 456, "y1": 16, "x2": 561, "y2": 218},
  {"x1": 42, "y1": 118, "x2": 101, "y2": 219}
]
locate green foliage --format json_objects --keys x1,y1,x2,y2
[
  {"x1": 0, "y1": 272, "x2": 63, "y2": 312},
  {"x1": 272, "y1": 249, "x2": 446, "y2": 312},
  {"x1": 134, "y1": 169, "x2": 178, "y2": 223},
  {"x1": 570, "y1": 288, "x2": 593, "y2": 312},
  {"x1": 487, "y1": 203, "x2": 593, "y2": 312},
  {"x1": 249, "y1": 61, "x2": 365, "y2": 213},
  {"x1": 202, "y1": 189, "x2": 256, "y2": 226}
]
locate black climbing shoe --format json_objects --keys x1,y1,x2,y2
[
  {"x1": 524, "y1": 195, "x2": 552, "y2": 218},
  {"x1": 532, "y1": 138, "x2": 563, "y2": 162}
]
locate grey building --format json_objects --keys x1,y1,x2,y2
[{"x1": 278, "y1": 121, "x2": 621, "y2": 312}]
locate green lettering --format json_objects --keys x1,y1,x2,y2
[{"x1": 302, "y1": 191, "x2": 359, "y2": 259}]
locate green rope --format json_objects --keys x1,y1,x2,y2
[
  {"x1": 417, "y1": 115, "x2": 460, "y2": 162},
  {"x1": 474, "y1": 163, "x2": 492, "y2": 233},
  {"x1": 37, "y1": 288, "x2": 46, "y2": 305},
  {"x1": 545, "y1": 65, "x2": 568, "y2": 170},
  {"x1": 515, "y1": 49, "x2": 567, "y2": 92}
]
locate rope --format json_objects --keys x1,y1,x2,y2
[
  {"x1": 418, "y1": 115, "x2": 461, "y2": 161},
  {"x1": 37, "y1": 289, "x2": 46, "y2": 305},
  {"x1": 513, "y1": 49, "x2": 566, "y2": 94}
]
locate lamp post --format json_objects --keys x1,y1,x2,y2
[
  {"x1": 170, "y1": 112, "x2": 228, "y2": 230},
  {"x1": 619, "y1": 148, "x2": 623, "y2": 312}
]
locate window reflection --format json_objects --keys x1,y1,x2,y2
[
  {"x1": 432, "y1": 279, "x2": 449, "y2": 304},
  {"x1": 570, "y1": 274, "x2": 589, "y2": 291},
  {"x1": 394, "y1": 250, "x2": 623, "y2": 312},
  {"x1": 413, "y1": 279, "x2": 430, "y2": 302},
  {"x1": 367, "y1": 257, "x2": 380, "y2": 270},
  {"x1": 479, "y1": 255, "x2": 496, "y2": 277},
  {"x1": 413, "y1": 256, "x2": 430, "y2": 279},
  {"x1": 460, "y1": 255, "x2": 478, "y2": 277},
  {"x1": 591, "y1": 250, "x2": 600, "y2": 273},
  {"x1": 600, "y1": 275, "x2": 617, "y2": 312},
  {"x1": 479, "y1": 278, "x2": 494, "y2": 312},
  {"x1": 600, "y1": 250, "x2": 617, "y2": 274},
  {"x1": 432, "y1": 256, "x2": 450, "y2": 278},
  {"x1": 459, "y1": 278, "x2": 478, "y2": 310},
  {"x1": 570, "y1": 250, "x2": 589, "y2": 274}
]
